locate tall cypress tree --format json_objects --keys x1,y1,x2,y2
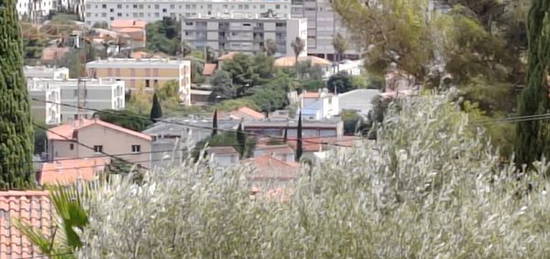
[
  {"x1": 515, "y1": 0, "x2": 550, "y2": 166},
  {"x1": 0, "y1": 0, "x2": 35, "y2": 189},
  {"x1": 236, "y1": 122, "x2": 246, "y2": 159},
  {"x1": 212, "y1": 109, "x2": 218, "y2": 136},
  {"x1": 283, "y1": 126, "x2": 288, "y2": 143},
  {"x1": 295, "y1": 112, "x2": 303, "y2": 162},
  {"x1": 150, "y1": 92, "x2": 163, "y2": 122}
]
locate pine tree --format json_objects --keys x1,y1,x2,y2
[
  {"x1": 515, "y1": 0, "x2": 550, "y2": 166},
  {"x1": 236, "y1": 122, "x2": 246, "y2": 159},
  {"x1": 295, "y1": 112, "x2": 303, "y2": 162},
  {"x1": 150, "y1": 93, "x2": 162, "y2": 122},
  {"x1": 0, "y1": 0, "x2": 35, "y2": 190},
  {"x1": 212, "y1": 109, "x2": 218, "y2": 136}
]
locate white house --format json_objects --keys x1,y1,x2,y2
[
  {"x1": 338, "y1": 89, "x2": 380, "y2": 115},
  {"x1": 299, "y1": 89, "x2": 339, "y2": 120}
]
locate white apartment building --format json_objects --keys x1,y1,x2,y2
[
  {"x1": 17, "y1": 0, "x2": 57, "y2": 20},
  {"x1": 291, "y1": 0, "x2": 359, "y2": 60},
  {"x1": 85, "y1": 58, "x2": 192, "y2": 105},
  {"x1": 83, "y1": 0, "x2": 292, "y2": 26},
  {"x1": 28, "y1": 78, "x2": 125, "y2": 125},
  {"x1": 24, "y1": 66, "x2": 70, "y2": 81},
  {"x1": 182, "y1": 16, "x2": 307, "y2": 56}
]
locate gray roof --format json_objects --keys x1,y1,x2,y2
[
  {"x1": 244, "y1": 119, "x2": 341, "y2": 128},
  {"x1": 143, "y1": 117, "x2": 241, "y2": 144},
  {"x1": 338, "y1": 89, "x2": 381, "y2": 115}
]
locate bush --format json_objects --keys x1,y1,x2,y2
[{"x1": 77, "y1": 94, "x2": 550, "y2": 258}]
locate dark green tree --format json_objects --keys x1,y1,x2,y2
[
  {"x1": 327, "y1": 72, "x2": 354, "y2": 94},
  {"x1": 0, "y1": 0, "x2": 35, "y2": 189},
  {"x1": 283, "y1": 126, "x2": 288, "y2": 142},
  {"x1": 212, "y1": 109, "x2": 218, "y2": 136},
  {"x1": 94, "y1": 110, "x2": 153, "y2": 132},
  {"x1": 236, "y1": 122, "x2": 247, "y2": 159},
  {"x1": 295, "y1": 112, "x2": 303, "y2": 162},
  {"x1": 515, "y1": 0, "x2": 550, "y2": 166},
  {"x1": 150, "y1": 93, "x2": 163, "y2": 121}
]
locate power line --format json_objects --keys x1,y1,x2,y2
[
  {"x1": 32, "y1": 147, "x2": 191, "y2": 163},
  {"x1": 32, "y1": 98, "x2": 356, "y2": 148},
  {"x1": 33, "y1": 123, "x2": 149, "y2": 171}
]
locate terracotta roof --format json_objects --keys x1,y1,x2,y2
[
  {"x1": 255, "y1": 144, "x2": 294, "y2": 154},
  {"x1": 207, "y1": 146, "x2": 238, "y2": 155},
  {"x1": 110, "y1": 19, "x2": 147, "y2": 29},
  {"x1": 131, "y1": 51, "x2": 152, "y2": 59},
  {"x1": 41, "y1": 47, "x2": 70, "y2": 62},
  {"x1": 0, "y1": 191, "x2": 53, "y2": 259},
  {"x1": 217, "y1": 52, "x2": 238, "y2": 61},
  {"x1": 203, "y1": 63, "x2": 217, "y2": 76},
  {"x1": 234, "y1": 106, "x2": 265, "y2": 120},
  {"x1": 243, "y1": 155, "x2": 300, "y2": 181},
  {"x1": 274, "y1": 56, "x2": 332, "y2": 67},
  {"x1": 302, "y1": 91, "x2": 321, "y2": 99},
  {"x1": 38, "y1": 157, "x2": 110, "y2": 186},
  {"x1": 288, "y1": 136, "x2": 361, "y2": 152},
  {"x1": 47, "y1": 119, "x2": 152, "y2": 142}
]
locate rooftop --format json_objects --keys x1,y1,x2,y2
[
  {"x1": 38, "y1": 157, "x2": 111, "y2": 186},
  {"x1": 203, "y1": 63, "x2": 217, "y2": 76},
  {"x1": 207, "y1": 146, "x2": 239, "y2": 155},
  {"x1": 0, "y1": 191, "x2": 52, "y2": 259},
  {"x1": 222, "y1": 106, "x2": 266, "y2": 120},
  {"x1": 243, "y1": 155, "x2": 300, "y2": 181},
  {"x1": 48, "y1": 119, "x2": 152, "y2": 142},
  {"x1": 244, "y1": 119, "x2": 341, "y2": 129},
  {"x1": 111, "y1": 19, "x2": 147, "y2": 29},
  {"x1": 86, "y1": 58, "x2": 190, "y2": 67},
  {"x1": 274, "y1": 56, "x2": 332, "y2": 67}
]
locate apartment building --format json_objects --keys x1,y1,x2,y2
[
  {"x1": 86, "y1": 58, "x2": 192, "y2": 105},
  {"x1": 24, "y1": 66, "x2": 70, "y2": 80},
  {"x1": 28, "y1": 78, "x2": 125, "y2": 125},
  {"x1": 47, "y1": 118, "x2": 153, "y2": 168},
  {"x1": 17, "y1": 0, "x2": 57, "y2": 20},
  {"x1": 291, "y1": 0, "x2": 359, "y2": 60},
  {"x1": 83, "y1": 0, "x2": 292, "y2": 26},
  {"x1": 182, "y1": 16, "x2": 307, "y2": 56}
]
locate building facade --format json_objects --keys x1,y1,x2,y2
[
  {"x1": 83, "y1": 0, "x2": 292, "y2": 26},
  {"x1": 182, "y1": 16, "x2": 307, "y2": 56},
  {"x1": 28, "y1": 78, "x2": 125, "y2": 125},
  {"x1": 291, "y1": 0, "x2": 359, "y2": 59},
  {"x1": 47, "y1": 119, "x2": 153, "y2": 168},
  {"x1": 24, "y1": 66, "x2": 70, "y2": 80},
  {"x1": 86, "y1": 58, "x2": 192, "y2": 105}
]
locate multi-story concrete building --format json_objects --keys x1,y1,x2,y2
[
  {"x1": 17, "y1": 0, "x2": 57, "y2": 20},
  {"x1": 28, "y1": 78, "x2": 125, "y2": 125},
  {"x1": 291, "y1": 0, "x2": 358, "y2": 60},
  {"x1": 83, "y1": 0, "x2": 292, "y2": 26},
  {"x1": 182, "y1": 16, "x2": 307, "y2": 56},
  {"x1": 85, "y1": 58, "x2": 192, "y2": 105},
  {"x1": 24, "y1": 66, "x2": 70, "y2": 81}
]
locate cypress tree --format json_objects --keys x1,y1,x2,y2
[
  {"x1": 295, "y1": 112, "x2": 303, "y2": 162},
  {"x1": 515, "y1": 0, "x2": 550, "y2": 166},
  {"x1": 212, "y1": 109, "x2": 218, "y2": 136},
  {"x1": 150, "y1": 93, "x2": 163, "y2": 122},
  {"x1": 236, "y1": 122, "x2": 246, "y2": 159},
  {"x1": 0, "y1": 0, "x2": 35, "y2": 189},
  {"x1": 283, "y1": 126, "x2": 288, "y2": 142}
]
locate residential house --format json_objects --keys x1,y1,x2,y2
[
  {"x1": 206, "y1": 146, "x2": 240, "y2": 166},
  {"x1": 47, "y1": 118, "x2": 153, "y2": 168},
  {"x1": 28, "y1": 78, "x2": 125, "y2": 125},
  {"x1": 273, "y1": 55, "x2": 331, "y2": 68},
  {"x1": 182, "y1": 16, "x2": 307, "y2": 56},
  {"x1": 253, "y1": 143, "x2": 294, "y2": 162},
  {"x1": 0, "y1": 191, "x2": 52, "y2": 259},
  {"x1": 110, "y1": 19, "x2": 147, "y2": 48},
  {"x1": 40, "y1": 47, "x2": 70, "y2": 65},
  {"x1": 299, "y1": 89, "x2": 339, "y2": 120},
  {"x1": 23, "y1": 66, "x2": 69, "y2": 80},
  {"x1": 221, "y1": 106, "x2": 266, "y2": 121},
  {"x1": 243, "y1": 119, "x2": 343, "y2": 139},
  {"x1": 38, "y1": 157, "x2": 111, "y2": 186},
  {"x1": 86, "y1": 58, "x2": 192, "y2": 105},
  {"x1": 338, "y1": 89, "x2": 380, "y2": 115},
  {"x1": 243, "y1": 155, "x2": 300, "y2": 189}
]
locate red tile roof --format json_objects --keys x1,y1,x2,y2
[
  {"x1": 243, "y1": 155, "x2": 300, "y2": 181},
  {"x1": 217, "y1": 52, "x2": 238, "y2": 61},
  {"x1": 38, "y1": 157, "x2": 110, "y2": 186},
  {"x1": 110, "y1": 19, "x2": 147, "y2": 29},
  {"x1": 0, "y1": 191, "x2": 53, "y2": 259},
  {"x1": 302, "y1": 91, "x2": 321, "y2": 99},
  {"x1": 47, "y1": 119, "x2": 152, "y2": 141},
  {"x1": 203, "y1": 63, "x2": 217, "y2": 76},
  {"x1": 41, "y1": 47, "x2": 70, "y2": 62}
]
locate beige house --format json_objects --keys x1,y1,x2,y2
[
  {"x1": 47, "y1": 119, "x2": 153, "y2": 168},
  {"x1": 86, "y1": 58, "x2": 192, "y2": 105}
]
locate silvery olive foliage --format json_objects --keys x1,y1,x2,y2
[{"x1": 78, "y1": 94, "x2": 550, "y2": 258}]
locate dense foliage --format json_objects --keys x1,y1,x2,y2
[
  {"x1": 94, "y1": 110, "x2": 153, "y2": 132},
  {"x1": 146, "y1": 17, "x2": 181, "y2": 56},
  {"x1": 68, "y1": 94, "x2": 550, "y2": 257},
  {"x1": 0, "y1": 0, "x2": 34, "y2": 189}
]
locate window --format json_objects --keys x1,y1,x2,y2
[
  {"x1": 133, "y1": 4, "x2": 137, "y2": 8},
  {"x1": 162, "y1": 8, "x2": 167, "y2": 12},
  {"x1": 276, "y1": 4, "x2": 280, "y2": 9},
  {"x1": 154, "y1": 4, "x2": 159, "y2": 9},
  {"x1": 93, "y1": 145, "x2": 103, "y2": 153},
  {"x1": 185, "y1": 22, "x2": 193, "y2": 26},
  {"x1": 131, "y1": 145, "x2": 141, "y2": 153},
  {"x1": 70, "y1": 143, "x2": 74, "y2": 150},
  {"x1": 102, "y1": 4, "x2": 106, "y2": 8},
  {"x1": 117, "y1": 4, "x2": 121, "y2": 8}
]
